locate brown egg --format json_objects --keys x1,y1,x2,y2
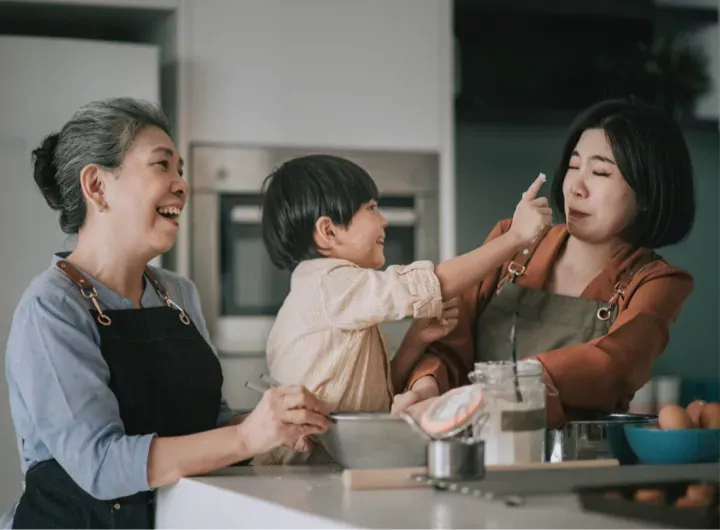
[
  {"x1": 699, "y1": 403, "x2": 720, "y2": 429},
  {"x1": 686, "y1": 483, "x2": 715, "y2": 507},
  {"x1": 685, "y1": 400, "x2": 707, "y2": 427},
  {"x1": 634, "y1": 489, "x2": 665, "y2": 503},
  {"x1": 658, "y1": 405, "x2": 694, "y2": 430}
]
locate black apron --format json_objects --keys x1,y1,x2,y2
[{"x1": 12, "y1": 260, "x2": 224, "y2": 529}]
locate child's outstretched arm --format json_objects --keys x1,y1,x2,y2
[
  {"x1": 320, "y1": 174, "x2": 551, "y2": 330},
  {"x1": 433, "y1": 173, "x2": 551, "y2": 301}
]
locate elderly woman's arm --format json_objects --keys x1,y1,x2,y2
[{"x1": 6, "y1": 295, "x2": 330, "y2": 500}]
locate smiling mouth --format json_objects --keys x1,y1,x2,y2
[{"x1": 156, "y1": 206, "x2": 182, "y2": 224}]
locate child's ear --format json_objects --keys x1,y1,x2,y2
[{"x1": 313, "y1": 216, "x2": 336, "y2": 256}]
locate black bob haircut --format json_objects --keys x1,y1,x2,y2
[
  {"x1": 261, "y1": 154, "x2": 380, "y2": 270},
  {"x1": 551, "y1": 98, "x2": 696, "y2": 249}
]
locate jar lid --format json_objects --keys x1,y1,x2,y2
[{"x1": 418, "y1": 384, "x2": 485, "y2": 438}]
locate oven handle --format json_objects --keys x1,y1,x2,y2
[
  {"x1": 229, "y1": 205, "x2": 417, "y2": 226},
  {"x1": 230, "y1": 205, "x2": 262, "y2": 223},
  {"x1": 380, "y1": 208, "x2": 417, "y2": 226}
]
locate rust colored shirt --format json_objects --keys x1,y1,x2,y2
[{"x1": 407, "y1": 219, "x2": 694, "y2": 428}]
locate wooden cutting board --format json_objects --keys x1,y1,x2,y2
[{"x1": 342, "y1": 459, "x2": 620, "y2": 490}]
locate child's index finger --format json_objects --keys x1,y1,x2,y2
[{"x1": 523, "y1": 173, "x2": 547, "y2": 201}]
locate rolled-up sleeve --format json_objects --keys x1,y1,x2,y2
[
  {"x1": 320, "y1": 261, "x2": 442, "y2": 330},
  {"x1": 6, "y1": 295, "x2": 155, "y2": 500}
]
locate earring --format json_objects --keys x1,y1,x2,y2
[{"x1": 98, "y1": 201, "x2": 108, "y2": 212}]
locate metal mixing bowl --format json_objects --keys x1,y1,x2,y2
[
  {"x1": 316, "y1": 412, "x2": 428, "y2": 468},
  {"x1": 546, "y1": 413, "x2": 658, "y2": 463}
]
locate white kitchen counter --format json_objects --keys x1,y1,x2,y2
[{"x1": 155, "y1": 466, "x2": 662, "y2": 529}]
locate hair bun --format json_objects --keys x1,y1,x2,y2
[{"x1": 32, "y1": 133, "x2": 62, "y2": 210}]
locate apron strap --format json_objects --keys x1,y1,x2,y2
[
  {"x1": 496, "y1": 224, "x2": 552, "y2": 293},
  {"x1": 143, "y1": 267, "x2": 192, "y2": 326},
  {"x1": 596, "y1": 252, "x2": 659, "y2": 321},
  {"x1": 56, "y1": 260, "x2": 112, "y2": 326},
  {"x1": 55, "y1": 260, "x2": 191, "y2": 326}
]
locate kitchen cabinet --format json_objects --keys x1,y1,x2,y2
[{"x1": 185, "y1": 0, "x2": 446, "y2": 150}]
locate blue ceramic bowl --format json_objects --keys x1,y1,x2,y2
[{"x1": 623, "y1": 424, "x2": 720, "y2": 465}]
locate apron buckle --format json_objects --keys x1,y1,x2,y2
[
  {"x1": 596, "y1": 282, "x2": 626, "y2": 321},
  {"x1": 497, "y1": 261, "x2": 526, "y2": 294}
]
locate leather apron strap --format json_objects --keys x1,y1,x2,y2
[{"x1": 55, "y1": 260, "x2": 190, "y2": 326}]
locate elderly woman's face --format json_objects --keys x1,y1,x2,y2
[
  {"x1": 100, "y1": 126, "x2": 187, "y2": 256},
  {"x1": 562, "y1": 128, "x2": 637, "y2": 244}
]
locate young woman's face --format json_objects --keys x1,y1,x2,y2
[
  {"x1": 326, "y1": 200, "x2": 388, "y2": 269},
  {"x1": 562, "y1": 128, "x2": 637, "y2": 244},
  {"x1": 96, "y1": 126, "x2": 187, "y2": 257}
]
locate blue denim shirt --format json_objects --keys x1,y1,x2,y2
[{"x1": 2, "y1": 254, "x2": 233, "y2": 524}]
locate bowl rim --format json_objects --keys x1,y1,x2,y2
[
  {"x1": 623, "y1": 424, "x2": 720, "y2": 433},
  {"x1": 329, "y1": 412, "x2": 401, "y2": 421},
  {"x1": 563, "y1": 413, "x2": 658, "y2": 425}
]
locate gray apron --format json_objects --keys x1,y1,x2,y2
[{"x1": 475, "y1": 231, "x2": 655, "y2": 367}]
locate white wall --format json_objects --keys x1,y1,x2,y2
[{"x1": 186, "y1": 0, "x2": 444, "y2": 150}]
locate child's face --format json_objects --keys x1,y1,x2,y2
[{"x1": 330, "y1": 200, "x2": 388, "y2": 268}]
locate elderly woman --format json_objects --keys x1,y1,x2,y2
[
  {"x1": 393, "y1": 98, "x2": 696, "y2": 428},
  {"x1": 3, "y1": 98, "x2": 331, "y2": 529}
]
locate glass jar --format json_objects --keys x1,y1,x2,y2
[{"x1": 469, "y1": 359, "x2": 549, "y2": 465}]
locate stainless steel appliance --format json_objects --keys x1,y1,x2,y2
[{"x1": 190, "y1": 145, "x2": 440, "y2": 364}]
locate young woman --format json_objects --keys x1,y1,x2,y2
[{"x1": 393, "y1": 98, "x2": 696, "y2": 429}]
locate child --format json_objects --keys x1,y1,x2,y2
[{"x1": 255, "y1": 154, "x2": 551, "y2": 464}]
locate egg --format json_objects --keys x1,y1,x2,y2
[
  {"x1": 634, "y1": 489, "x2": 665, "y2": 503},
  {"x1": 658, "y1": 404, "x2": 694, "y2": 430},
  {"x1": 699, "y1": 402, "x2": 720, "y2": 429},
  {"x1": 686, "y1": 483, "x2": 715, "y2": 507},
  {"x1": 685, "y1": 400, "x2": 706, "y2": 427}
]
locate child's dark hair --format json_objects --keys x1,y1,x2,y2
[{"x1": 261, "y1": 154, "x2": 379, "y2": 270}]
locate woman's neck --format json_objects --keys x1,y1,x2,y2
[
  {"x1": 67, "y1": 232, "x2": 149, "y2": 307},
  {"x1": 556, "y1": 234, "x2": 626, "y2": 282}
]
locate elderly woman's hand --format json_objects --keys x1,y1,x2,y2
[{"x1": 236, "y1": 385, "x2": 332, "y2": 456}]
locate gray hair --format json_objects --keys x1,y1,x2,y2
[{"x1": 32, "y1": 97, "x2": 171, "y2": 234}]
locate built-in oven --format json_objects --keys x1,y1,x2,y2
[{"x1": 190, "y1": 145, "x2": 439, "y2": 360}]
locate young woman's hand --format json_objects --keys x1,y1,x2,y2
[
  {"x1": 411, "y1": 298, "x2": 460, "y2": 344},
  {"x1": 236, "y1": 385, "x2": 332, "y2": 456},
  {"x1": 390, "y1": 376, "x2": 440, "y2": 415}
]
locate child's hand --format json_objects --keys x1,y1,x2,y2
[
  {"x1": 412, "y1": 298, "x2": 460, "y2": 344},
  {"x1": 509, "y1": 173, "x2": 553, "y2": 245}
]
